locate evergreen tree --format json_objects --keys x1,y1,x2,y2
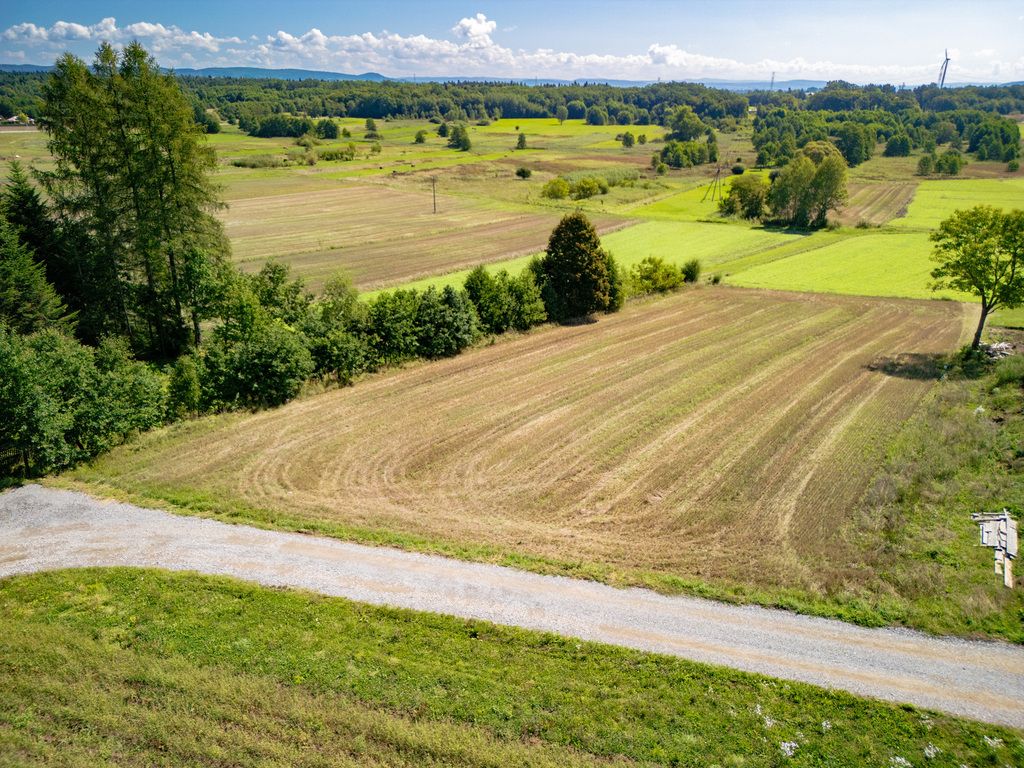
[
  {"x1": 0, "y1": 214, "x2": 69, "y2": 334},
  {"x1": 39, "y1": 42, "x2": 230, "y2": 359},
  {"x1": 538, "y1": 212, "x2": 614, "y2": 321}
]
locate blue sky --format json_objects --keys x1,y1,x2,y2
[{"x1": 2, "y1": 1, "x2": 1022, "y2": 84}]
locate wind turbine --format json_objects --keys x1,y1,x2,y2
[{"x1": 937, "y1": 50, "x2": 950, "y2": 88}]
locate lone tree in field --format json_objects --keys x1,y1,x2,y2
[
  {"x1": 536, "y1": 211, "x2": 613, "y2": 321},
  {"x1": 931, "y1": 206, "x2": 1024, "y2": 350}
]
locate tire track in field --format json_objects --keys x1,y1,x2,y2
[{"x1": 83, "y1": 289, "x2": 966, "y2": 591}]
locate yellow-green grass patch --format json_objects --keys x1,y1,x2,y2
[{"x1": 890, "y1": 178, "x2": 1024, "y2": 231}]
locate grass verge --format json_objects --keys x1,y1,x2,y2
[{"x1": 2, "y1": 568, "x2": 1021, "y2": 767}]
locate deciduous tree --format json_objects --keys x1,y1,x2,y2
[{"x1": 930, "y1": 206, "x2": 1024, "y2": 350}]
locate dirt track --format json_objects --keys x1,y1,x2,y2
[{"x1": 2, "y1": 484, "x2": 1022, "y2": 729}]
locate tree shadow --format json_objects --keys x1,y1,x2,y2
[{"x1": 865, "y1": 353, "x2": 948, "y2": 381}]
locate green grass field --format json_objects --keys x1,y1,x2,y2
[
  {"x1": 727, "y1": 230, "x2": 1024, "y2": 328},
  {"x1": 2, "y1": 568, "x2": 1020, "y2": 767},
  {"x1": 367, "y1": 220, "x2": 799, "y2": 296},
  {"x1": 891, "y1": 178, "x2": 1024, "y2": 231}
]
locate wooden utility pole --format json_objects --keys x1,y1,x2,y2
[{"x1": 431, "y1": 176, "x2": 437, "y2": 213}]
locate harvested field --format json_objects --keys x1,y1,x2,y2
[
  {"x1": 79, "y1": 288, "x2": 967, "y2": 595},
  {"x1": 221, "y1": 184, "x2": 625, "y2": 288},
  {"x1": 836, "y1": 181, "x2": 917, "y2": 226}
]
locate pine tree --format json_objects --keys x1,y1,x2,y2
[{"x1": 39, "y1": 42, "x2": 230, "y2": 359}]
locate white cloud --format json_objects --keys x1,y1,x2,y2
[
  {"x1": 2, "y1": 14, "x2": 1022, "y2": 83},
  {"x1": 2, "y1": 16, "x2": 240, "y2": 55}
]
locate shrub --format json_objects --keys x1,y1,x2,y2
[
  {"x1": 541, "y1": 178, "x2": 570, "y2": 199},
  {"x1": 364, "y1": 290, "x2": 421, "y2": 366},
  {"x1": 515, "y1": 167, "x2": 532, "y2": 179},
  {"x1": 414, "y1": 286, "x2": 479, "y2": 359},
  {"x1": 719, "y1": 173, "x2": 768, "y2": 220},
  {"x1": 884, "y1": 133, "x2": 912, "y2": 157},
  {"x1": 731, "y1": 164, "x2": 745, "y2": 175},
  {"x1": 464, "y1": 266, "x2": 545, "y2": 334},
  {"x1": 204, "y1": 321, "x2": 313, "y2": 409},
  {"x1": 168, "y1": 355, "x2": 202, "y2": 418},
  {"x1": 447, "y1": 124, "x2": 471, "y2": 151},
  {"x1": 1009, "y1": 159, "x2": 1020, "y2": 172},
  {"x1": 231, "y1": 154, "x2": 286, "y2": 169},
  {"x1": 570, "y1": 177, "x2": 605, "y2": 200},
  {"x1": 916, "y1": 154, "x2": 934, "y2": 176},
  {"x1": 656, "y1": 163, "x2": 667, "y2": 175},
  {"x1": 414, "y1": 130, "x2": 427, "y2": 144},
  {"x1": 629, "y1": 256, "x2": 685, "y2": 295},
  {"x1": 710, "y1": 273, "x2": 722, "y2": 285},
  {"x1": 316, "y1": 119, "x2": 338, "y2": 140},
  {"x1": 516, "y1": 132, "x2": 527, "y2": 149},
  {"x1": 320, "y1": 143, "x2": 357, "y2": 162},
  {"x1": 682, "y1": 259, "x2": 702, "y2": 283}
]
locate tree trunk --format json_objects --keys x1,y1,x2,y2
[{"x1": 972, "y1": 302, "x2": 989, "y2": 350}]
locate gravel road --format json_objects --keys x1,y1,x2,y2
[{"x1": 2, "y1": 484, "x2": 1022, "y2": 728}]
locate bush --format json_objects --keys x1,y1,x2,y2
[
  {"x1": 415, "y1": 286, "x2": 479, "y2": 359},
  {"x1": 1009, "y1": 159, "x2": 1020, "y2": 172},
  {"x1": 570, "y1": 176, "x2": 605, "y2": 200},
  {"x1": 719, "y1": 173, "x2": 768, "y2": 220},
  {"x1": 204, "y1": 321, "x2": 313, "y2": 409},
  {"x1": 231, "y1": 154, "x2": 286, "y2": 169},
  {"x1": 168, "y1": 355, "x2": 202, "y2": 418},
  {"x1": 884, "y1": 133, "x2": 912, "y2": 157},
  {"x1": 541, "y1": 178, "x2": 570, "y2": 199},
  {"x1": 414, "y1": 130, "x2": 427, "y2": 144},
  {"x1": 682, "y1": 259, "x2": 702, "y2": 283},
  {"x1": 656, "y1": 163, "x2": 667, "y2": 175},
  {"x1": 0, "y1": 327, "x2": 168, "y2": 477},
  {"x1": 629, "y1": 256, "x2": 685, "y2": 295},
  {"x1": 447, "y1": 124, "x2": 471, "y2": 151},
  {"x1": 464, "y1": 266, "x2": 546, "y2": 334},
  {"x1": 916, "y1": 154, "x2": 934, "y2": 176},
  {"x1": 731, "y1": 164, "x2": 745, "y2": 175},
  {"x1": 320, "y1": 143, "x2": 357, "y2": 162},
  {"x1": 515, "y1": 167, "x2": 532, "y2": 179}
]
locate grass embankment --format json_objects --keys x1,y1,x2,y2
[
  {"x1": 850, "y1": 346, "x2": 1024, "y2": 640},
  {"x1": 2, "y1": 568, "x2": 1021, "y2": 767}
]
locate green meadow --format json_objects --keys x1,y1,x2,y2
[{"x1": 3, "y1": 569, "x2": 1020, "y2": 767}]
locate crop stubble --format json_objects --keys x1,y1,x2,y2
[
  {"x1": 95, "y1": 288, "x2": 968, "y2": 593},
  {"x1": 222, "y1": 184, "x2": 625, "y2": 288}
]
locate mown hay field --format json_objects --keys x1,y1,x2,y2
[
  {"x1": 75, "y1": 288, "x2": 967, "y2": 599},
  {"x1": 221, "y1": 184, "x2": 627, "y2": 289}
]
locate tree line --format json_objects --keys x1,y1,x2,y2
[{"x1": 1, "y1": 45, "x2": 645, "y2": 479}]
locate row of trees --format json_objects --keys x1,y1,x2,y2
[{"x1": 1, "y1": 45, "x2": 636, "y2": 477}]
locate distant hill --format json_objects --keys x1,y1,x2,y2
[
  {"x1": 0, "y1": 63, "x2": 52, "y2": 73},
  {"x1": 0, "y1": 63, "x2": 1019, "y2": 90},
  {"x1": 172, "y1": 67, "x2": 387, "y2": 81}
]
